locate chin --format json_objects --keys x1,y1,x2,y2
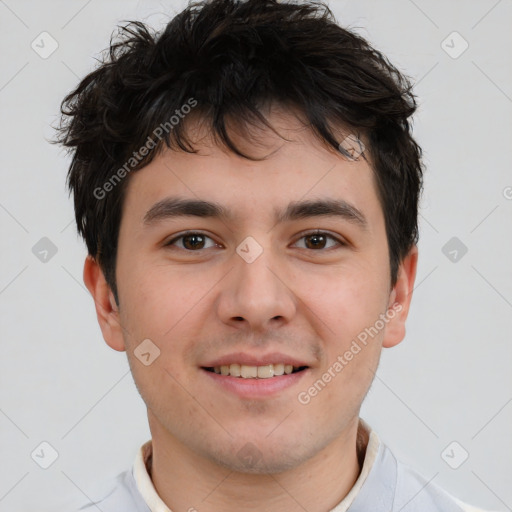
[{"x1": 204, "y1": 436, "x2": 316, "y2": 475}]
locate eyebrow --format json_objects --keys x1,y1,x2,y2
[{"x1": 143, "y1": 196, "x2": 368, "y2": 230}]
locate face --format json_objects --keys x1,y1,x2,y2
[{"x1": 87, "y1": 109, "x2": 417, "y2": 474}]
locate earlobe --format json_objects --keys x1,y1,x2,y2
[
  {"x1": 382, "y1": 245, "x2": 418, "y2": 349},
  {"x1": 83, "y1": 255, "x2": 126, "y2": 352}
]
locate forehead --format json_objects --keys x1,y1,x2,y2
[{"x1": 120, "y1": 110, "x2": 383, "y2": 231}]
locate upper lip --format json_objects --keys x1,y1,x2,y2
[{"x1": 201, "y1": 352, "x2": 311, "y2": 368}]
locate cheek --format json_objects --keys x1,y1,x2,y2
[
  {"x1": 118, "y1": 263, "x2": 192, "y2": 339},
  {"x1": 303, "y1": 265, "x2": 388, "y2": 339},
  {"x1": 118, "y1": 265, "x2": 210, "y2": 381}
]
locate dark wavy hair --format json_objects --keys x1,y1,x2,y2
[{"x1": 54, "y1": 0, "x2": 423, "y2": 305}]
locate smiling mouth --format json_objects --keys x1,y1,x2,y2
[{"x1": 202, "y1": 363, "x2": 309, "y2": 379}]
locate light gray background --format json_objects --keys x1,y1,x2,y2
[{"x1": 1, "y1": 0, "x2": 511, "y2": 510}]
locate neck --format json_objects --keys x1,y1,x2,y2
[{"x1": 147, "y1": 416, "x2": 368, "y2": 512}]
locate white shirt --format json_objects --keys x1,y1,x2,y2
[{"x1": 75, "y1": 420, "x2": 495, "y2": 512}]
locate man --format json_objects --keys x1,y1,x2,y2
[{"x1": 55, "y1": 0, "x2": 494, "y2": 510}]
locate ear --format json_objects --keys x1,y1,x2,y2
[
  {"x1": 382, "y1": 245, "x2": 418, "y2": 349},
  {"x1": 83, "y1": 255, "x2": 126, "y2": 352}
]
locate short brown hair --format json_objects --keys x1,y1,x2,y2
[{"x1": 55, "y1": 0, "x2": 423, "y2": 304}]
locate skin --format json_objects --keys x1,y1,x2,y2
[{"x1": 84, "y1": 109, "x2": 418, "y2": 512}]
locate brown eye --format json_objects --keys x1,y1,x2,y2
[
  {"x1": 182, "y1": 234, "x2": 206, "y2": 250},
  {"x1": 294, "y1": 231, "x2": 344, "y2": 250},
  {"x1": 165, "y1": 232, "x2": 218, "y2": 251},
  {"x1": 304, "y1": 233, "x2": 327, "y2": 249}
]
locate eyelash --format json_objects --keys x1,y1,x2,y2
[{"x1": 164, "y1": 230, "x2": 346, "y2": 252}]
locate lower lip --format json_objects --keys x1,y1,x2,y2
[{"x1": 201, "y1": 368, "x2": 309, "y2": 398}]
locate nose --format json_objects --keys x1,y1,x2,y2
[{"x1": 215, "y1": 244, "x2": 297, "y2": 332}]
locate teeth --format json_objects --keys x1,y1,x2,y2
[
  {"x1": 229, "y1": 363, "x2": 241, "y2": 377},
  {"x1": 241, "y1": 365, "x2": 258, "y2": 378},
  {"x1": 211, "y1": 363, "x2": 304, "y2": 378},
  {"x1": 274, "y1": 363, "x2": 284, "y2": 376},
  {"x1": 257, "y1": 365, "x2": 274, "y2": 379}
]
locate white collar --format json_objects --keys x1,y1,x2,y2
[{"x1": 133, "y1": 418, "x2": 380, "y2": 512}]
